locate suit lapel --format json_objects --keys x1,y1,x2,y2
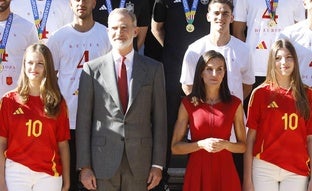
[
  {"x1": 99, "y1": 52, "x2": 147, "y2": 114},
  {"x1": 99, "y1": 53, "x2": 123, "y2": 112},
  {"x1": 128, "y1": 53, "x2": 147, "y2": 110}
]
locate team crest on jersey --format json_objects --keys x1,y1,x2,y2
[
  {"x1": 6, "y1": 76, "x2": 12, "y2": 85},
  {"x1": 126, "y1": 1, "x2": 134, "y2": 13},
  {"x1": 201, "y1": 0, "x2": 209, "y2": 5}
]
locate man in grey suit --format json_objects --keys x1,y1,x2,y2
[{"x1": 76, "y1": 8, "x2": 167, "y2": 191}]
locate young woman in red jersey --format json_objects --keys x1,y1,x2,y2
[
  {"x1": 0, "y1": 43, "x2": 70, "y2": 191},
  {"x1": 171, "y1": 50, "x2": 247, "y2": 191},
  {"x1": 244, "y1": 39, "x2": 312, "y2": 191}
]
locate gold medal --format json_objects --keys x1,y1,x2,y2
[
  {"x1": 186, "y1": 23, "x2": 195, "y2": 33},
  {"x1": 268, "y1": 19, "x2": 276, "y2": 27}
]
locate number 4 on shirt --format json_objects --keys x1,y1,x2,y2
[
  {"x1": 77, "y1": 51, "x2": 89, "y2": 69},
  {"x1": 262, "y1": 8, "x2": 278, "y2": 20}
]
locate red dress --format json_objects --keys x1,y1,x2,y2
[{"x1": 182, "y1": 96, "x2": 241, "y2": 191}]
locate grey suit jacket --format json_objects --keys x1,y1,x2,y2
[{"x1": 76, "y1": 51, "x2": 167, "y2": 179}]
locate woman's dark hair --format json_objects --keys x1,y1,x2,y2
[{"x1": 189, "y1": 50, "x2": 231, "y2": 103}]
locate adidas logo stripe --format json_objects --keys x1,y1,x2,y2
[
  {"x1": 13, "y1": 107, "x2": 24, "y2": 115},
  {"x1": 267, "y1": 101, "x2": 278, "y2": 108}
]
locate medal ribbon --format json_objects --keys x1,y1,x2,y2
[
  {"x1": 0, "y1": 13, "x2": 13, "y2": 63},
  {"x1": 182, "y1": 0, "x2": 199, "y2": 25},
  {"x1": 30, "y1": 0, "x2": 52, "y2": 40},
  {"x1": 265, "y1": 0, "x2": 278, "y2": 22},
  {"x1": 105, "y1": 0, "x2": 126, "y2": 14}
]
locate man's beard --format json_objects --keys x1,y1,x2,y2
[{"x1": 111, "y1": 39, "x2": 133, "y2": 50}]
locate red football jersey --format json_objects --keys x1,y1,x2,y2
[
  {"x1": 0, "y1": 91, "x2": 70, "y2": 176},
  {"x1": 247, "y1": 85, "x2": 312, "y2": 176}
]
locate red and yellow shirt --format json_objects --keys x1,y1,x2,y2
[
  {"x1": 247, "y1": 85, "x2": 312, "y2": 176},
  {"x1": 0, "y1": 91, "x2": 70, "y2": 176}
]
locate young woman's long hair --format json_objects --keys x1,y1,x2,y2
[
  {"x1": 265, "y1": 39, "x2": 310, "y2": 120},
  {"x1": 17, "y1": 43, "x2": 62, "y2": 117},
  {"x1": 189, "y1": 50, "x2": 231, "y2": 104}
]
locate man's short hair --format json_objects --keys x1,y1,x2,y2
[{"x1": 108, "y1": 8, "x2": 137, "y2": 27}]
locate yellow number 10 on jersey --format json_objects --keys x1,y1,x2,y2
[
  {"x1": 282, "y1": 113, "x2": 298, "y2": 131},
  {"x1": 26, "y1": 119, "x2": 43, "y2": 137}
]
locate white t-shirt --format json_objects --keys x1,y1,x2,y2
[
  {"x1": 180, "y1": 35, "x2": 254, "y2": 102},
  {"x1": 47, "y1": 22, "x2": 112, "y2": 129},
  {"x1": 278, "y1": 20, "x2": 312, "y2": 87},
  {"x1": 234, "y1": 0, "x2": 305, "y2": 76},
  {"x1": 0, "y1": 14, "x2": 39, "y2": 97},
  {"x1": 11, "y1": 0, "x2": 73, "y2": 42}
]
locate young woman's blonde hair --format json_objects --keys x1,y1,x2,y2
[
  {"x1": 265, "y1": 39, "x2": 310, "y2": 120},
  {"x1": 17, "y1": 43, "x2": 62, "y2": 117}
]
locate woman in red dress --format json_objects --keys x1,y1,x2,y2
[{"x1": 171, "y1": 50, "x2": 247, "y2": 191}]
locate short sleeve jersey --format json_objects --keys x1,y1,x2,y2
[
  {"x1": 0, "y1": 91, "x2": 70, "y2": 176},
  {"x1": 0, "y1": 14, "x2": 39, "y2": 97},
  {"x1": 278, "y1": 20, "x2": 312, "y2": 87},
  {"x1": 47, "y1": 23, "x2": 111, "y2": 130},
  {"x1": 180, "y1": 35, "x2": 255, "y2": 102},
  {"x1": 233, "y1": 0, "x2": 305, "y2": 76},
  {"x1": 247, "y1": 85, "x2": 312, "y2": 176}
]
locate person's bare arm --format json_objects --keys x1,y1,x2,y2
[
  {"x1": 182, "y1": 84, "x2": 192, "y2": 96},
  {"x1": 136, "y1": 26, "x2": 148, "y2": 50},
  {"x1": 232, "y1": 21, "x2": 247, "y2": 42},
  {"x1": 171, "y1": 103, "x2": 201, "y2": 155},
  {"x1": 59, "y1": 141, "x2": 70, "y2": 191},
  {"x1": 151, "y1": 19, "x2": 165, "y2": 47},
  {"x1": 307, "y1": 135, "x2": 312, "y2": 191},
  {"x1": 231, "y1": 103, "x2": 247, "y2": 153},
  {"x1": 243, "y1": 83, "x2": 253, "y2": 100},
  {"x1": 0, "y1": 137, "x2": 7, "y2": 191},
  {"x1": 243, "y1": 129, "x2": 256, "y2": 191}
]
